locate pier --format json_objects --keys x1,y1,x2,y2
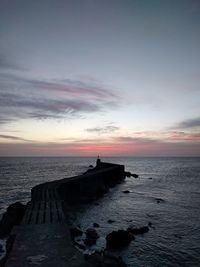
[{"x1": 3, "y1": 161, "x2": 125, "y2": 267}]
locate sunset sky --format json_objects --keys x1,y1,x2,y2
[{"x1": 0, "y1": 0, "x2": 200, "y2": 156}]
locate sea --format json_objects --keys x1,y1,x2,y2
[{"x1": 0, "y1": 157, "x2": 200, "y2": 266}]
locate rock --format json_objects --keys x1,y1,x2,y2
[
  {"x1": 148, "y1": 221, "x2": 152, "y2": 227},
  {"x1": 93, "y1": 223, "x2": 100, "y2": 228},
  {"x1": 106, "y1": 230, "x2": 134, "y2": 249},
  {"x1": 89, "y1": 165, "x2": 94, "y2": 168},
  {"x1": 70, "y1": 227, "x2": 83, "y2": 243},
  {"x1": 84, "y1": 237, "x2": 97, "y2": 246},
  {"x1": 86, "y1": 228, "x2": 99, "y2": 239},
  {"x1": 125, "y1": 172, "x2": 131, "y2": 178},
  {"x1": 84, "y1": 228, "x2": 99, "y2": 246},
  {"x1": 0, "y1": 202, "x2": 26, "y2": 238},
  {"x1": 107, "y1": 219, "x2": 115, "y2": 224},
  {"x1": 122, "y1": 190, "x2": 130, "y2": 194},
  {"x1": 127, "y1": 226, "x2": 149, "y2": 235},
  {"x1": 155, "y1": 198, "x2": 165, "y2": 204},
  {"x1": 125, "y1": 172, "x2": 139, "y2": 178},
  {"x1": 131, "y1": 173, "x2": 139, "y2": 178},
  {"x1": 148, "y1": 177, "x2": 152, "y2": 180}
]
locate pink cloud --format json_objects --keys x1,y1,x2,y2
[{"x1": 166, "y1": 131, "x2": 200, "y2": 142}]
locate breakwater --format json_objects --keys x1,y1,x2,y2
[{"x1": 1, "y1": 160, "x2": 126, "y2": 267}]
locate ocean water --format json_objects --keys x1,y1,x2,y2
[{"x1": 0, "y1": 157, "x2": 200, "y2": 266}]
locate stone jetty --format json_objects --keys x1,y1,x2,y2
[{"x1": 3, "y1": 160, "x2": 126, "y2": 267}]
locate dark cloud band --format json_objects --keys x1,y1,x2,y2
[{"x1": 176, "y1": 117, "x2": 200, "y2": 129}]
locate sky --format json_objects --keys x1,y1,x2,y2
[{"x1": 0, "y1": 0, "x2": 200, "y2": 156}]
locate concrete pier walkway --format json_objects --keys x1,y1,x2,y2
[{"x1": 5, "y1": 186, "x2": 84, "y2": 267}]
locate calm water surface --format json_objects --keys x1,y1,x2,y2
[{"x1": 0, "y1": 157, "x2": 200, "y2": 266}]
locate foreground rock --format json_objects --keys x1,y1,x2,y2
[
  {"x1": 106, "y1": 230, "x2": 134, "y2": 249},
  {"x1": 85, "y1": 251, "x2": 127, "y2": 267},
  {"x1": 127, "y1": 226, "x2": 149, "y2": 235},
  {"x1": 84, "y1": 228, "x2": 99, "y2": 246},
  {"x1": 70, "y1": 226, "x2": 83, "y2": 244},
  {"x1": 0, "y1": 202, "x2": 26, "y2": 238}
]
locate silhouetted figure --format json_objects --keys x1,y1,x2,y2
[{"x1": 96, "y1": 155, "x2": 101, "y2": 167}]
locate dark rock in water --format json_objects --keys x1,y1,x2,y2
[
  {"x1": 148, "y1": 177, "x2": 152, "y2": 180},
  {"x1": 85, "y1": 251, "x2": 127, "y2": 267},
  {"x1": 125, "y1": 172, "x2": 131, "y2": 178},
  {"x1": 122, "y1": 190, "x2": 130, "y2": 194},
  {"x1": 155, "y1": 198, "x2": 165, "y2": 204},
  {"x1": 0, "y1": 202, "x2": 26, "y2": 238},
  {"x1": 84, "y1": 228, "x2": 99, "y2": 246},
  {"x1": 148, "y1": 221, "x2": 152, "y2": 227},
  {"x1": 89, "y1": 165, "x2": 94, "y2": 168},
  {"x1": 107, "y1": 219, "x2": 115, "y2": 224},
  {"x1": 84, "y1": 237, "x2": 97, "y2": 246},
  {"x1": 70, "y1": 227, "x2": 83, "y2": 242},
  {"x1": 127, "y1": 226, "x2": 149, "y2": 235},
  {"x1": 93, "y1": 223, "x2": 100, "y2": 228},
  {"x1": 86, "y1": 228, "x2": 99, "y2": 239},
  {"x1": 106, "y1": 230, "x2": 134, "y2": 249},
  {"x1": 131, "y1": 173, "x2": 139, "y2": 178},
  {"x1": 125, "y1": 172, "x2": 139, "y2": 178}
]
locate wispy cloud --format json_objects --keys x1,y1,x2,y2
[
  {"x1": 167, "y1": 131, "x2": 200, "y2": 141},
  {"x1": 31, "y1": 79, "x2": 117, "y2": 99},
  {"x1": 115, "y1": 136, "x2": 159, "y2": 144},
  {"x1": 59, "y1": 131, "x2": 200, "y2": 145},
  {"x1": 0, "y1": 73, "x2": 120, "y2": 125},
  {"x1": 114, "y1": 131, "x2": 200, "y2": 144},
  {"x1": 86, "y1": 125, "x2": 119, "y2": 134},
  {"x1": 0, "y1": 134, "x2": 32, "y2": 142}
]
